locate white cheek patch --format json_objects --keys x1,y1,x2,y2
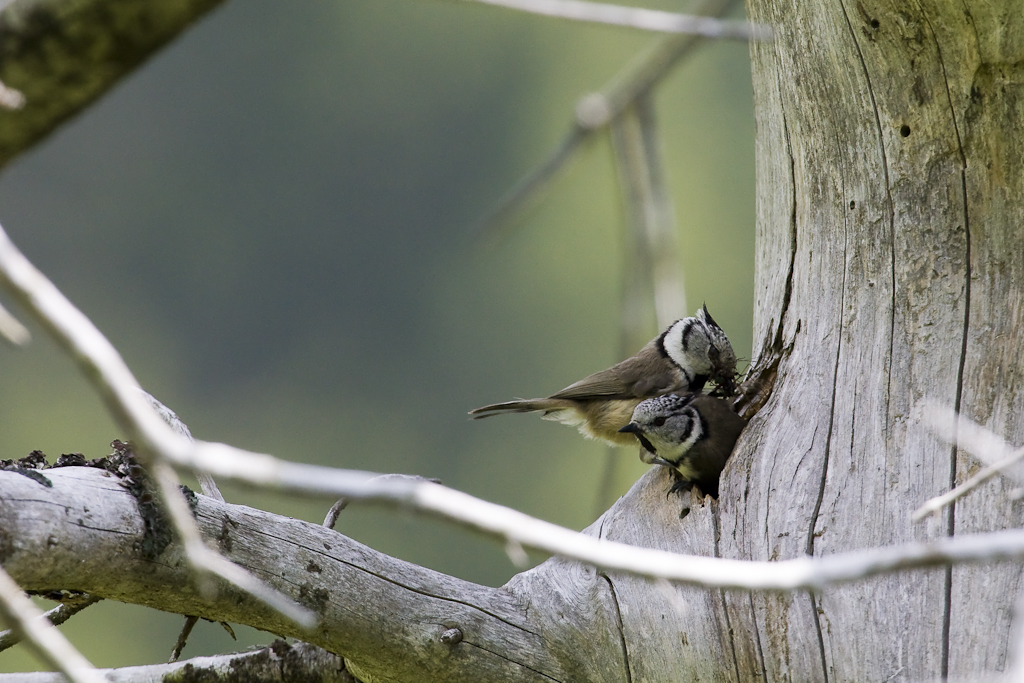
[
  {"x1": 655, "y1": 408, "x2": 703, "y2": 465},
  {"x1": 662, "y1": 320, "x2": 696, "y2": 378}
]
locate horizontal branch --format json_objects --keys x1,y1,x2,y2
[
  {"x1": 0, "y1": 466, "x2": 577, "y2": 682},
  {"x1": 0, "y1": 641, "x2": 354, "y2": 683}
]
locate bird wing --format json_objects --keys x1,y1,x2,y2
[{"x1": 550, "y1": 365, "x2": 683, "y2": 401}]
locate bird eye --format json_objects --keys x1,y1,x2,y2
[
  {"x1": 652, "y1": 416, "x2": 667, "y2": 427},
  {"x1": 708, "y1": 345, "x2": 720, "y2": 360}
]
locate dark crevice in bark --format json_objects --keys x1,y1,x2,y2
[
  {"x1": 712, "y1": 503, "x2": 742, "y2": 683},
  {"x1": 918, "y1": 11, "x2": 970, "y2": 677},
  {"x1": 809, "y1": 591, "x2": 830, "y2": 682},
  {"x1": 941, "y1": 167, "x2": 971, "y2": 682},
  {"x1": 803, "y1": 193, "x2": 844, "y2": 683},
  {"x1": 251, "y1": 527, "x2": 538, "y2": 636},
  {"x1": 600, "y1": 574, "x2": 633, "y2": 683},
  {"x1": 775, "y1": 99, "x2": 799, "y2": 355},
  {"x1": 803, "y1": 108, "x2": 852, "y2": 683},
  {"x1": 940, "y1": 562, "x2": 954, "y2": 680},
  {"x1": 747, "y1": 592, "x2": 769, "y2": 681},
  {"x1": 734, "y1": 98, "x2": 798, "y2": 421},
  {"x1": 462, "y1": 640, "x2": 563, "y2": 682}
]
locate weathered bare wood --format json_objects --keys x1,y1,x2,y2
[
  {"x1": 716, "y1": 0, "x2": 1024, "y2": 680},
  {"x1": 0, "y1": 466, "x2": 572, "y2": 682},
  {"x1": 0, "y1": 0, "x2": 228, "y2": 170},
  {"x1": 0, "y1": 641, "x2": 355, "y2": 683},
  {"x1": 933, "y1": 3, "x2": 1024, "y2": 678},
  {"x1": 7, "y1": 464, "x2": 725, "y2": 682},
  {"x1": 596, "y1": 472, "x2": 738, "y2": 683}
]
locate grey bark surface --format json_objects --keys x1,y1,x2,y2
[
  {"x1": 0, "y1": 641, "x2": 355, "y2": 683},
  {"x1": 724, "y1": 0, "x2": 1024, "y2": 680},
  {"x1": 0, "y1": 0, "x2": 227, "y2": 169},
  {"x1": 1, "y1": 464, "x2": 727, "y2": 683}
]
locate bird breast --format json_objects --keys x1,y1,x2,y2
[{"x1": 574, "y1": 399, "x2": 647, "y2": 447}]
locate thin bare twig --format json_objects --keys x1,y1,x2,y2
[
  {"x1": 323, "y1": 500, "x2": 348, "y2": 529},
  {"x1": 143, "y1": 389, "x2": 228, "y2": 659},
  {"x1": 141, "y1": 388, "x2": 223, "y2": 501},
  {"x1": 595, "y1": 92, "x2": 686, "y2": 514},
  {"x1": 0, "y1": 594, "x2": 102, "y2": 652},
  {"x1": 325, "y1": 474, "x2": 441, "y2": 529},
  {"x1": 0, "y1": 566, "x2": 102, "y2": 683},
  {"x1": 919, "y1": 402, "x2": 1021, "y2": 472},
  {"x1": 609, "y1": 94, "x2": 685, "y2": 328},
  {"x1": 474, "y1": 0, "x2": 740, "y2": 239},
  {"x1": 633, "y1": 96, "x2": 685, "y2": 327},
  {"x1": 913, "y1": 404, "x2": 1024, "y2": 521},
  {"x1": 472, "y1": 127, "x2": 590, "y2": 242},
  {"x1": 913, "y1": 446, "x2": 1024, "y2": 522},
  {"x1": 0, "y1": 298, "x2": 30, "y2": 345},
  {"x1": 0, "y1": 78, "x2": 26, "y2": 110},
  {"x1": 461, "y1": 0, "x2": 770, "y2": 39},
  {"x1": 168, "y1": 616, "x2": 198, "y2": 663}
]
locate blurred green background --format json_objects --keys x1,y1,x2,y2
[{"x1": 0, "y1": 0, "x2": 754, "y2": 670}]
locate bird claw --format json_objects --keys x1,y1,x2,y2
[
  {"x1": 666, "y1": 477, "x2": 694, "y2": 498},
  {"x1": 665, "y1": 475, "x2": 702, "y2": 519}
]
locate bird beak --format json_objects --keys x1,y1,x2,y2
[
  {"x1": 719, "y1": 375, "x2": 736, "y2": 396},
  {"x1": 618, "y1": 423, "x2": 641, "y2": 434}
]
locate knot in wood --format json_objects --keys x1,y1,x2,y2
[{"x1": 440, "y1": 627, "x2": 463, "y2": 645}]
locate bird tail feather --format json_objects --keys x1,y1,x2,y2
[{"x1": 469, "y1": 398, "x2": 565, "y2": 419}]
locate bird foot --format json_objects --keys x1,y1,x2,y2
[{"x1": 665, "y1": 473, "x2": 694, "y2": 497}]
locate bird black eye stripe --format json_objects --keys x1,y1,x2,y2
[
  {"x1": 637, "y1": 434, "x2": 657, "y2": 454},
  {"x1": 655, "y1": 329, "x2": 670, "y2": 359},
  {"x1": 681, "y1": 319, "x2": 697, "y2": 351}
]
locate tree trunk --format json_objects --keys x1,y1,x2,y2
[{"x1": 721, "y1": 0, "x2": 1024, "y2": 680}]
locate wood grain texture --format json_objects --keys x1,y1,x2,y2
[
  {"x1": 597, "y1": 468, "x2": 737, "y2": 683},
  {"x1": 0, "y1": 466, "x2": 566, "y2": 683},
  {"x1": 1, "y1": 463, "x2": 723, "y2": 683},
  {"x1": 0, "y1": 0, "x2": 227, "y2": 169},
  {"x1": 0, "y1": 641, "x2": 355, "y2": 683},
  {"x1": 726, "y1": 0, "x2": 1024, "y2": 680},
  {"x1": 940, "y1": 2, "x2": 1024, "y2": 677}
]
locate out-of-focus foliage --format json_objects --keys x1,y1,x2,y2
[{"x1": 0, "y1": 0, "x2": 753, "y2": 670}]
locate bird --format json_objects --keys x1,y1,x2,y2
[
  {"x1": 469, "y1": 306, "x2": 738, "y2": 447},
  {"x1": 618, "y1": 393, "x2": 747, "y2": 499}
]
